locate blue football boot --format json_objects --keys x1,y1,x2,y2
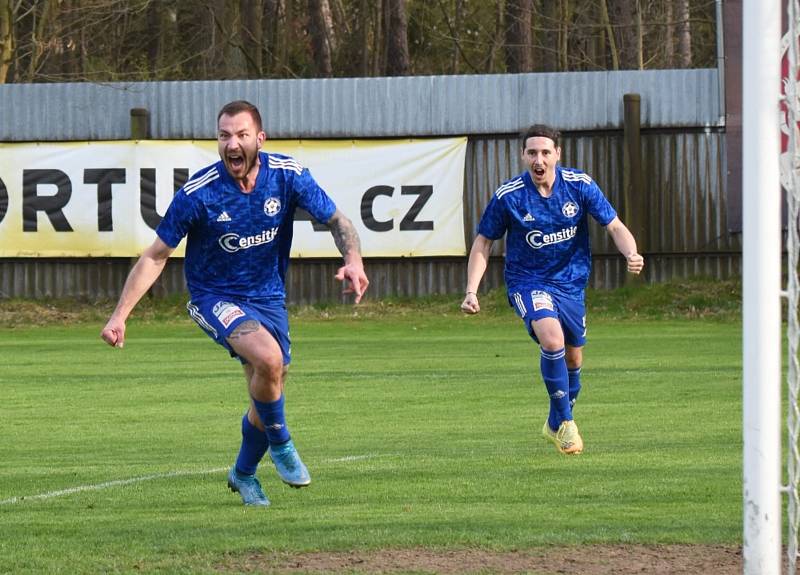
[
  {"x1": 268, "y1": 439, "x2": 311, "y2": 487},
  {"x1": 227, "y1": 467, "x2": 270, "y2": 506}
]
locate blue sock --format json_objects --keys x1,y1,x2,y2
[
  {"x1": 541, "y1": 347, "x2": 572, "y2": 430},
  {"x1": 568, "y1": 367, "x2": 582, "y2": 409},
  {"x1": 251, "y1": 395, "x2": 291, "y2": 445},
  {"x1": 235, "y1": 414, "x2": 268, "y2": 476}
]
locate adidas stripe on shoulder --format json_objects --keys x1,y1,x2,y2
[
  {"x1": 268, "y1": 155, "x2": 303, "y2": 175},
  {"x1": 494, "y1": 177, "x2": 525, "y2": 199},
  {"x1": 183, "y1": 167, "x2": 220, "y2": 195},
  {"x1": 561, "y1": 169, "x2": 593, "y2": 185}
]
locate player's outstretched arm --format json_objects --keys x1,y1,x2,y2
[
  {"x1": 328, "y1": 209, "x2": 369, "y2": 304},
  {"x1": 461, "y1": 234, "x2": 493, "y2": 314},
  {"x1": 100, "y1": 238, "x2": 174, "y2": 348},
  {"x1": 605, "y1": 217, "x2": 644, "y2": 274}
]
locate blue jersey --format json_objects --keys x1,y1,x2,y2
[
  {"x1": 477, "y1": 166, "x2": 617, "y2": 301},
  {"x1": 156, "y1": 152, "x2": 337, "y2": 301}
]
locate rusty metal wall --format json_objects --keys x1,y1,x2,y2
[{"x1": 0, "y1": 128, "x2": 732, "y2": 302}]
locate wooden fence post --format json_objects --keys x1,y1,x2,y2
[
  {"x1": 623, "y1": 93, "x2": 646, "y2": 284},
  {"x1": 130, "y1": 107, "x2": 151, "y2": 140}
]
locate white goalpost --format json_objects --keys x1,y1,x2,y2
[
  {"x1": 785, "y1": 1, "x2": 800, "y2": 573},
  {"x1": 743, "y1": 0, "x2": 783, "y2": 574}
]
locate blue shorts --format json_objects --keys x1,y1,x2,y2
[
  {"x1": 186, "y1": 296, "x2": 291, "y2": 365},
  {"x1": 508, "y1": 288, "x2": 587, "y2": 347}
]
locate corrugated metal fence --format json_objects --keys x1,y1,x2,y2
[{"x1": 0, "y1": 70, "x2": 733, "y2": 303}]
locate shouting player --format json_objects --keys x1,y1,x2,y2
[
  {"x1": 101, "y1": 100, "x2": 368, "y2": 506},
  {"x1": 460, "y1": 124, "x2": 643, "y2": 455}
]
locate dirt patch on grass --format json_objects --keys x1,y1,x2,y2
[{"x1": 216, "y1": 545, "x2": 744, "y2": 574}]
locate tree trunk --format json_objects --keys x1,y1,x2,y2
[
  {"x1": 209, "y1": 0, "x2": 245, "y2": 79},
  {"x1": 608, "y1": 0, "x2": 637, "y2": 69},
  {"x1": 308, "y1": 0, "x2": 334, "y2": 77},
  {"x1": 262, "y1": 0, "x2": 279, "y2": 75},
  {"x1": 559, "y1": 0, "x2": 571, "y2": 71},
  {"x1": 677, "y1": 0, "x2": 691, "y2": 67},
  {"x1": 635, "y1": 0, "x2": 642, "y2": 69},
  {"x1": 484, "y1": 0, "x2": 504, "y2": 73},
  {"x1": 58, "y1": 0, "x2": 80, "y2": 79},
  {"x1": 664, "y1": 0, "x2": 674, "y2": 68},
  {"x1": 372, "y1": 0, "x2": 383, "y2": 75},
  {"x1": 600, "y1": 0, "x2": 618, "y2": 70},
  {"x1": 146, "y1": 0, "x2": 178, "y2": 79},
  {"x1": 505, "y1": 0, "x2": 533, "y2": 73},
  {"x1": 451, "y1": 0, "x2": 463, "y2": 74},
  {"x1": 241, "y1": 0, "x2": 264, "y2": 77},
  {"x1": 534, "y1": 0, "x2": 558, "y2": 72},
  {"x1": 385, "y1": 0, "x2": 409, "y2": 76},
  {"x1": 177, "y1": 1, "x2": 212, "y2": 78},
  {"x1": 0, "y1": 0, "x2": 13, "y2": 83},
  {"x1": 356, "y1": 0, "x2": 370, "y2": 76}
]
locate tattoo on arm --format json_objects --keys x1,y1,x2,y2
[
  {"x1": 228, "y1": 320, "x2": 261, "y2": 341},
  {"x1": 329, "y1": 214, "x2": 362, "y2": 257}
]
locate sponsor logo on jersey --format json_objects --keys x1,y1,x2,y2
[
  {"x1": 216, "y1": 211, "x2": 231, "y2": 222},
  {"x1": 264, "y1": 197, "x2": 282, "y2": 217},
  {"x1": 531, "y1": 290, "x2": 554, "y2": 311},
  {"x1": 525, "y1": 225, "x2": 578, "y2": 249},
  {"x1": 219, "y1": 227, "x2": 279, "y2": 253},
  {"x1": 562, "y1": 201, "x2": 579, "y2": 218},
  {"x1": 523, "y1": 213, "x2": 535, "y2": 222},
  {"x1": 212, "y1": 301, "x2": 245, "y2": 329}
]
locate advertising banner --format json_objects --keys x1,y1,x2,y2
[{"x1": 0, "y1": 137, "x2": 467, "y2": 257}]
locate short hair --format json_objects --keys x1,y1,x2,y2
[
  {"x1": 520, "y1": 124, "x2": 561, "y2": 149},
  {"x1": 217, "y1": 100, "x2": 263, "y2": 132}
]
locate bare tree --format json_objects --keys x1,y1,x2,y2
[
  {"x1": 558, "y1": 0, "x2": 572, "y2": 71},
  {"x1": 607, "y1": 0, "x2": 638, "y2": 69},
  {"x1": 241, "y1": 0, "x2": 264, "y2": 77},
  {"x1": 145, "y1": 0, "x2": 180, "y2": 79},
  {"x1": 677, "y1": 0, "x2": 691, "y2": 67},
  {"x1": 663, "y1": 0, "x2": 674, "y2": 67},
  {"x1": 356, "y1": 0, "x2": 370, "y2": 76},
  {"x1": 483, "y1": 0, "x2": 504, "y2": 73},
  {"x1": 505, "y1": 0, "x2": 533, "y2": 73},
  {"x1": 451, "y1": 0, "x2": 464, "y2": 74},
  {"x1": 0, "y1": 0, "x2": 718, "y2": 83},
  {"x1": 598, "y1": 0, "x2": 618, "y2": 69},
  {"x1": 385, "y1": 0, "x2": 409, "y2": 76},
  {"x1": 0, "y1": 0, "x2": 13, "y2": 83},
  {"x1": 634, "y1": 0, "x2": 642, "y2": 69},
  {"x1": 308, "y1": 0, "x2": 335, "y2": 77}
]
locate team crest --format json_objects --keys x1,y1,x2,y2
[
  {"x1": 562, "y1": 201, "x2": 579, "y2": 218},
  {"x1": 264, "y1": 197, "x2": 282, "y2": 217}
]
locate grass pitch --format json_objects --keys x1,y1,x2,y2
[{"x1": 0, "y1": 288, "x2": 741, "y2": 574}]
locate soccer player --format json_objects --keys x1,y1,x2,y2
[
  {"x1": 100, "y1": 100, "x2": 368, "y2": 506},
  {"x1": 460, "y1": 124, "x2": 643, "y2": 455}
]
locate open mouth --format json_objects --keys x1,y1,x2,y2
[
  {"x1": 228, "y1": 154, "x2": 245, "y2": 171},
  {"x1": 533, "y1": 166, "x2": 546, "y2": 177}
]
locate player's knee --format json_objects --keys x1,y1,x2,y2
[
  {"x1": 537, "y1": 331, "x2": 564, "y2": 351},
  {"x1": 249, "y1": 354, "x2": 283, "y2": 381}
]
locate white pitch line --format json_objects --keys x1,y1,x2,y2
[
  {"x1": 0, "y1": 453, "x2": 395, "y2": 506},
  {"x1": 0, "y1": 467, "x2": 229, "y2": 506},
  {"x1": 326, "y1": 454, "x2": 382, "y2": 462}
]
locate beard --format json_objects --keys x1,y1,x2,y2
[{"x1": 224, "y1": 147, "x2": 259, "y2": 181}]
